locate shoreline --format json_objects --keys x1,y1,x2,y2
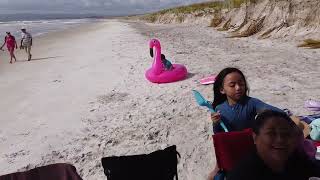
[
  {"x1": 0, "y1": 18, "x2": 105, "y2": 40},
  {"x1": 0, "y1": 20, "x2": 106, "y2": 66}
]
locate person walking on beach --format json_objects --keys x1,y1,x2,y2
[
  {"x1": 20, "y1": 28, "x2": 32, "y2": 61},
  {"x1": 0, "y1": 32, "x2": 18, "y2": 63}
]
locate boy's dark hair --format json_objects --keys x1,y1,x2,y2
[
  {"x1": 212, "y1": 67, "x2": 249, "y2": 109},
  {"x1": 161, "y1": 54, "x2": 165, "y2": 60},
  {"x1": 253, "y1": 110, "x2": 296, "y2": 135}
]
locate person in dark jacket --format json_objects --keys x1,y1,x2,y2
[{"x1": 227, "y1": 110, "x2": 320, "y2": 180}]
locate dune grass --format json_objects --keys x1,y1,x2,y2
[
  {"x1": 209, "y1": 16, "x2": 223, "y2": 27},
  {"x1": 141, "y1": 0, "x2": 257, "y2": 23},
  {"x1": 141, "y1": 1, "x2": 225, "y2": 22},
  {"x1": 157, "y1": 1, "x2": 225, "y2": 15},
  {"x1": 217, "y1": 18, "x2": 232, "y2": 31},
  {"x1": 226, "y1": 0, "x2": 257, "y2": 9},
  {"x1": 229, "y1": 16, "x2": 265, "y2": 37},
  {"x1": 298, "y1": 39, "x2": 320, "y2": 49}
]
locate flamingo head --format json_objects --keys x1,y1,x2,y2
[{"x1": 149, "y1": 39, "x2": 161, "y2": 57}]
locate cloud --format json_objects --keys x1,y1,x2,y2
[{"x1": 0, "y1": 0, "x2": 210, "y2": 15}]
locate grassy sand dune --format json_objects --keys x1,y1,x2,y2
[{"x1": 138, "y1": 0, "x2": 320, "y2": 44}]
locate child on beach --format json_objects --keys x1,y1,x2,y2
[
  {"x1": 161, "y1": 54, "x2": 173, "y2": 70},
  {"x1": 211, "y1": 67, "x2": 283, "y2": 133},
  {"x1": 0, "y1": 32, "x2": 18, "y2": 63},
  {"x1": 208, "y1": 67, "x2": 283, "y2": 180}
]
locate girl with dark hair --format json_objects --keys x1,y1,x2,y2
[
  {"x1": 208, "y1": 67, "x2": 283, "y2": 180},
  {"x1": 211, "y1": 67, "x2": 282, "y2": 133}
]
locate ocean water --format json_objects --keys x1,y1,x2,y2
[{"x1": 0, "y1": 15, "x2": 104, "y2": 41}]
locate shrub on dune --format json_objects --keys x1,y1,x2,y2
[{"x1": 298, "y1": 39, "x2": 320, "y2": 49}]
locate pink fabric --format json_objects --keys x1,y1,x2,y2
[
  {"x1": 7, "y1": 47, "x2": 14, "y2": 53},
  {"x1": 213, "y1": 129, "x2": 255, "y2": 171},
  {"x1": 5, "y1": 35, "x2": 15, "y2": 49}
]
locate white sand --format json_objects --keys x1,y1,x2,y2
[{"x1": 0, "y1": 19, "x2": 319, "y2": 180}]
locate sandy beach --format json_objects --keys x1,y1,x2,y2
[{"x1": 0, "y1": 19, "x2": 319, "y2": 180}]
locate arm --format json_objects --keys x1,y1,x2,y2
[
  {"x1": 253, "y1": 98, "x2": 283, "y2": 114},
  {"x1": 212, "y1": 112, "x2": 223, "y2": 133},
  {"x1": 14, "y1": 37, "x2": 17, "y2": 49},
  {"x1": 213, "y1": 123, "x2": 224, "y2": 133},
  {"x1": 0, "y1": 37, "x2": 6, "y2": 49},
  {"x1": 20, "y1": 39, "x2": 23, "y2": 48},
  {"x1": 212, "y1": 105, "x2": 231, "y2": 133},
  {"x1": 20, "y1": 33, "x2": 24, "y2": 48},
  {"x1": 30, "y1": 36, "x2": 33, "y2": 46}
]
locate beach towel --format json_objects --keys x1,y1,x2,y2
[
  {"x1": 299, "y1": 114, "x2": 320, "y2": 124},
  {"x1": 310, "y1": 119, "x2": 320, "y2": 141},
  {"x1": 0, "y1": 163, "x2": 82, "y2": 180},
  {"x1": 101, "y1": 145, "x2": 180, "y2": 180}
]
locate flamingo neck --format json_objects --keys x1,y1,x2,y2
[{"x1": 152, "y1": 46, "x2": 163, "y2": 75}]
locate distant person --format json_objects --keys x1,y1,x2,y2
[
  {"x1": 161, "y1": 54, "x2": 173, "y2": 70},
  {"x1": 20, "y1": 28, "x2": 32, "y2": 61},
  {"x1": 0, "y1": 32, "x2": 18, "y2": 63}
]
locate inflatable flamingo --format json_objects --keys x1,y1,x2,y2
[{"x1": 146, "y1": 39, "x2": 188, "y2": 83}]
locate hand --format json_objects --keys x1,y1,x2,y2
[{"x1": 210, "y1": 112, "x2": 221, "y2": 124}]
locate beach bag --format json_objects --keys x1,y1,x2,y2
[
  {"x1": 101, "y1": 145, "x2": 180, "y2": 180},
  {"x1": 310, "y1": 118, "x2": 320, "y2": 141}
]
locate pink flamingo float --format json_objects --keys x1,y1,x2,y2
[{"x1": 146, "y1": 39, "x2": 188, "y2": 83}]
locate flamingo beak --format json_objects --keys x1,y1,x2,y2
[{"x1": 150, "y1": 48, "x2": 153, "y2": 57}]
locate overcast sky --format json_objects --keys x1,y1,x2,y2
[{"x1": 0, "y1": 0, "x2": 211, "y2": 15}]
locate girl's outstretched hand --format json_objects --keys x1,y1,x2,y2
[{"x1": 210, "y1": 111, "x2": 221, "y2": 124}]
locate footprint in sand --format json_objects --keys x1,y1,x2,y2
[
  {"x1": 0, "y1": 131, "x2": 6, "y2": 142},
  {"x1": 5, "y1": 150, "x2": 30, "y2": 164},
  {"x1": 97, "y1": 92, "x2": 129, "y2": 104}
]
